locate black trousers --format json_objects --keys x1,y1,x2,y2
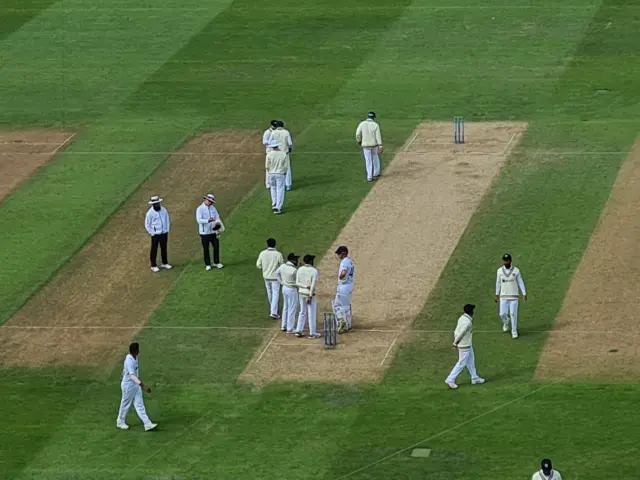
[
  {"x1": 200, "y1": 234, "x2": 220, "y2": 266},
  {"x1": 150, "y1": 233, "x2": 168, "y2": 267}
]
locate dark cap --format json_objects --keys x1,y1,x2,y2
[
  {"x1": 277, "y1": 120, "x2": 285, "y2": 127},
  {"x1": 335, "y1": 246, "x2": 348, "y2": 255},
  {"x1": 463, "y1": 304, "x2": 475, "y2": 315},
  {"x1": 502, "y1": 254, "x2": 512, "y2": 261},
  {"x1": 541, "y1": 459, "x2": 552, "y2": 474},
  {"x1": 367, "y1": 111, "x2": 376, "y2": 118},
  {"x1": 303, "y1": 254, "x2": 316, "y2": 265},
  {"x1": 287, "y1": 253, "x2": 299, "y2": 262},
  {"x1": 270, "y1": 120, "x2": 278, "y2": 128}
]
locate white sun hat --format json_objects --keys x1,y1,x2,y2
[
  {"x1": 203, "y1": 193, "x2": 216, "y2": 202},
  {"x1": 148, "y1": 195, "x2": 163, "y2": 205}
]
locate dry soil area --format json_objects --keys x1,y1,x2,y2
[
  {"x1": 0, "y1": 131, "x2": 264, "y2": 366},
  {"x1": 240, "y1": 121, "x2": 527, "y2": 385},
  {"x1": 0, "y1": 130, "x2": 75, "y2": 202},
  {"x1": 536, "y1": 139, "x2": 640, "y2": 380}
]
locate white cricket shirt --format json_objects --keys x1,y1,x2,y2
[
  {"x1": 121, "y1": 354, "x2": 139, "y2": 388},
  {"x1": 337, "y1": 257, "x2": 355, "y2": 291}
]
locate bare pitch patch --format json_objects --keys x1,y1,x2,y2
[
  {"x1": 240, "y1": 122, "x2": 527, "y2": 384},
  {"x1": 0, "y1": 131, "x2": 263, "y2": 367},
  {"x1": 536, "y1": 140, "x2": 640, "y2": 380},
  {"x1": 0, "y1": 130, "x2": 75, "y2": 201}
]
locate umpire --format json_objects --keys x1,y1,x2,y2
[
  {"x1": 196, "y1": 193, "x2": 226, "y2": 270},
  {"x1": 145, "y1": 195, "x2": 171, "y2": 273}
]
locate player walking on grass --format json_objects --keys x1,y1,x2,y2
[
  {"x1": 116, "y1": 342, "x2": 158, "y2": 431},
  {"x1": 144, "y1": 195, "x2": 171, "y2": 273},
  {"x1": 256, "y1": 238, "x2": 284, "y2": 319},
  {"x1": 196, "y1": 193, "x2": 225, "y2": 270},
  {"x1": 262, "y1": 120, "x2": 278, "y2": 188},
  {"x1": 265, "y1": 139, "x2": 288, "y2": 214},
  {"x1": 356, "y1": 111, "x2": 383, "y2": 182},
  {"x1": 495, "y1": 253, "x2": 527, "y2": 338},
  {"x1": 275, "y1": 253, "x2": 299, "y2": 332},
  {"x1": 445, "y1": 304, "x2": 485, "y2": 389},
  {"x1": 269, "y1": 120, "x2": 293, "y2": 190},
  {"x1": 532, "y1": 458, "x2": 562, "y2": 480},
  {"x1": 333, "y1": 246, "x2": 355, "y2": 333},
  {"x1": 295, "y1": 254, "x2": 321, "y2": 338}
]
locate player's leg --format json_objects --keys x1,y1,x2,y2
[
  {"x1": 271, "y1": 281, "x2": 281, "y2": 319},
  {"x1": 275, "y1": 174, "x2": 285, "y2": 211},
  {"x1": 295, "y1": 295, "x2": 307, "y2": 336},
  {"x1": 445, "y1": 349, "x2": 469, "y2": 386},
  {"x1": 132, "y1": 386, "x2": 154, "y2": 428},
  {"x1": 116, "y1": 385, "x2": 134, "y2": 427},
  {"x1": 265, "y1": 169, "x2": 270, "y2": 189},
  {"x1": 509, "y1": 300, "x2": 519, "y2": 337},
  {"x1": 159, "y1": 233, "x2": 169, "y2": 266},
  {"x1": 499, "y1": 299, "x2": 510, "y2": 331},
  {"x1": 150, "y1": 235, "x2": 159, "y2": 268},
  {"x1": 372, "y1": 146, "x2": 381, "y2": 177},
  {"x1": 363, "y1": 148, "x2": 373, "y2": 181},
  {"x1": 466, "y1": 347, "x2": 483, "y2": 382},
  {"x1": 200, "y1": 235, "x2": 211, "y2": 267},
  {"x1": 308, "y1": 297, "x2": 319, "y2": 337},
  {"x1": 288, "y1": 288, "x2": 298, "y2": 332},
  {"x1": 264, "y1": 279, "x2": 273, "y2": 313},
  {"x1": 269, "y1": 173, "x2": 277, "y2": 209},
  {"x1": 285, "y1": 155, "x2": 292, "y2": 190}
]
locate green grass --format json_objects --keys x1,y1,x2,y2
[{"x1": 2, "y1": 0, "x2": 640, "y2": 478}]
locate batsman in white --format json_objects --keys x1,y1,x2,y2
[
  {"x1": 495, "y1": 253, "x2": 527, "y2": 339},
  {"x1": 355, "y1": 111, "x2": 383, "y2": 182},
  {"x1": 262, "y1": 120, "x2": 278, "y2": 188},
  {"x1": 269, "y1": 120, "x2": 293, "y2": 190},
  {"x1": 275, "y1": 253, "x2": 299, "y2": 333},
  {"x1": 445, "y1": 304, "x2": 485, "y2": 389},
  {"x1": 116, "y1": 342, "x2": 158, "y2": 431},
  {"x1": 265, "y1": 139, "x2": 288, "y2": 214},
  {"x1": 256, "y1": 237, "x2": 284, "y2": 320},
  {"x1": 333, "y1": 245, "x2": 355, "y2": 334},
  {"x1": 295, "y1": 254, "x2": 321, "y2": 338}
]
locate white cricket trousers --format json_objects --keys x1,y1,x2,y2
[
  {"x1": 282, "y1": 286, "x2": 298, "y2": 331},
  {"x1": 285, "y1": 155, "x2": 292, "y2": 188},
  {"x1": 264, "y1": 279, "x2": 280, "y2": 317},
  {"x1": 333, "y1": 285, "x2": 353, "y2": 328},
  {"x1": 296, "y1": 295, "x2": 317, "y2": 335},
  {"x1": 269, "y1": 173, "x2": 286, "y2": 210},
  {"x1": 265, "y1": 170, "x2": 270, "y2": 188},
  {"x1": 362, "y1": 146, "x2": 380, "y2": 181},
  {"x1": 499, "y1": 298, "x2": 519, "y2": 334},
  {"x1": 446, "y1": 347, "x2": 481, "y2": 383},
  {"x1": 117, "y1": 384, "x2": 152, "y2": 426}
]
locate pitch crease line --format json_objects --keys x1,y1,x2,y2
[
  {"x1": 379, "y1": 336, "x2": 399, "y2": 366},
  {"x1": 256, "y1": 332, "x2": 279, "y2": 363},
  {"x1": 50, "y1": 133, "x2": 76, "y2": 155}
]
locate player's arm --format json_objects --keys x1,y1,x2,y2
[
  {"x1": 287, "y1": 133, "x2": 293, "y2": 153},
  {"x1": 339, "y1": 268, "x2": 348, "y2": 280},
  {"x1": 355, "y1": 124, "x2": 362, "y2": 144},
  {"x1": 165, "y1": 209, "x2": 170, "y2": 232},
  {"x1": 375, "y1": 125, "x2": 382, "y2": 148},
  {"x1": 453, "y1": 324, "x2": 470, "y2": 346},
  {"x1": 256, "y1": 252, "x2": 263, "y2": 270},
  {"x1": 196, "y1": 206, "x2": 209, "y2": 225},
  {"x1": 262, "y1": 130, "x2": 271, "y2": 146},
  {"x1": 517, "y1": 272, "x2": 527, "y2": 300},
  {"x1": 145, "y1": 210, "x2": 155, "y2": 235},
  {"x1": 495, "y1": 271, "x2": 501, "y2": 302},
  {"x1": 274, "y1": 265, "x2": 283, "y2": 285}
]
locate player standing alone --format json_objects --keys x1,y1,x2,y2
[
  {"x1": 355, "y1": 111, "x2": 383, "y2": 182},
  {"x1": 495, "y1": 253, "x2": 527, "y2": 338},
  {"x1": 333, "y1": 246, "x2": 355, "y2": 333}
]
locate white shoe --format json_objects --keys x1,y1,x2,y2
[
  {"x1": 150, "y1": 266, "x2": 160, "y2": 273},
  {"x1": 502, "y1": 323, "x2": 509, "y2": 332},
  {"x1": 214, "y1": 263, "x2": 224, "y2": 269},
  {"x1": 116, "y1": 423, "x2": 129, "y2": 430},
  {"x1": 270, "y1": 314, "x2": 280, "y2": 320},
  {"x1": 472, "y1": 377, "x2": 486, "y2": 385},
  {"x1": 160, "y1": 264, "x2": 172, "y2": 270},
  {"x1": 512, "y1": 331, "x2": 519, "y2": 339},
  {"x1": 144, "y1": 423, "x2": 158, "y2": 431},
  {"x1": 205, "y1": 265, "x2": 212, "y2": 271},
  {"x1": 308, "y1": 333, "x2": 322, "y2": 339},
  {"x1": 445, "y1": 381, "x2": 458, "y2": 389}
]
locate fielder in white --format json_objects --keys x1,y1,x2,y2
[
  {"x1": 275, "y1": 253, "x2": 299, "y2": 333},
  {"x1": 445, "y1": 304, "x2": 485, "y2": 389},
  {"x1": 262, "y1": 120, "x2": 278, "y2": 188},
  {"x1": 495, "y1": 253, "x2": 527, "y2": 339},
  {"x1": 333, "y1": 245, "x2": 354, "y2": 334},
  {"x1": 532, "y1": 459, "x2": 562, "y2": 480},
  {"x1": 295, "y1": 254, "x2": 321, "y2": 338},
  {"x1": 355, "y1": 111, "x2": 383, "y2": 182},
  {"x1": 256, "y1": 238, "x2": 284, "y2": 319},
  {"x1": 269, "y1": 120, "x2": 293, "y2": 190},
  {"x1": 116, "y1": 342, "x2": 158, "y2": 431},
  {"x1": 265, "y1": 139, "x2": 288, "y2": 214}
]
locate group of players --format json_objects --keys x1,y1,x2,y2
[{"x1": 256, "y1": 239, "x2": 355, "y2": 338}]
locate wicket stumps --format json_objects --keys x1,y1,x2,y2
[
  {"x1": 323, "y1": 312, "x2": 337, "y2": 349},
  {"x1": 454, "y1": 116, "x2": 465, "y2": 144}
]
